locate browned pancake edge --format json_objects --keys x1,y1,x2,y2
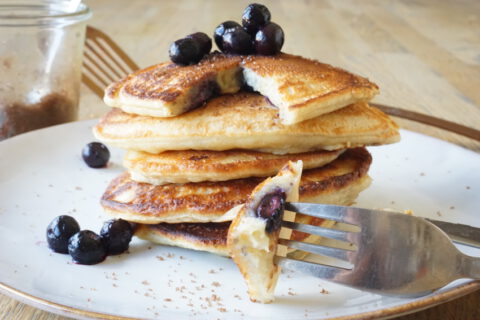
[{"x1": 101, "y1": 148, "x2": 372, "y2": 224}]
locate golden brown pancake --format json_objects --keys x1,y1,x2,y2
[
  {"x1": 242, "y1": 53, "x2": 379, "y2": 124},
  {"x1": 133, "y1": 148, "x2": 374, "y2": 257},
  {"x1": 135, "y1": 222, "x2": 230, "y2": 256},
  {"x1": 135, "y1": 217, "x2": 336, "y2": 259},
  {"x1": 104, "y1": 53, "x2": 242, "y2": 117},
  {"x1": 94, "y1": 93, "x2": 399, "y2": 154},
  {"x1": 101, "y1": 148, "x2": 372, "y2": 224},
  {"x1": 135, "y1": 173, "x2": 357, "y2": 260},
  {"x1": 104, "y1": 52, "x2": 377, "y2": 124},
  {"x1": 124, "y1": 149, "x2": 344, "y2": 185}
]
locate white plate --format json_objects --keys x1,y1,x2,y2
[{"x1": 0, "y1": 120, "x2": 479, "y2": 320}]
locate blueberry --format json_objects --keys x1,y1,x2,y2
[
  {"x1": 46, "y1": 215, "x2": 80, "y2": 253},
  {"x1": 242, "y1": 82, "x2": 256, "y2": 93},
  {"x1": 222, "y1": 28, "x2": 253, "y2": 55},
  {"x1": 186, "y1": 32, "x2": 212, "y2": 56},
  {"x1": 82, "y1": 142, "x2": 110, "y2": 168},
  {"x1": 254, "y1": 22, "x2": 284, "y2": 55},
  {"x1": 68, "y1": 230, "x2": 106, "y2": 265},
  {"x1": 242, "y1": 3, "x2": 271, "y2": 35},
  {"x1": 169, "y1": 37, "x2": 203, "y2": 65},
  {"x1": 100, "y1": 219, "x2": 133, "y2": 255},
  {"x1": 255, "y1": 189, "x2": 286, "y2": 233},
  {"x1": 214, "y1": 21, "x2": 242, "y2": 51}
]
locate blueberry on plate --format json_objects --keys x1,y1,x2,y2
[
  {"x1": 214, "y1": 21, "x2": 242, "y2": 51},
  {"x1": 46, "y1": 215, "x2": 80, "y2": 254},
  {"x1": 242, "y1": 3, "x2": 271, "y2": 35},
  {"x1": 254, "y1": 22, "x2": 284, "y2": 55},
  {"x1": 82, "y1": 142, "x2": 110, "y2": 168},
  {"x1": 100, "y1": 219, "x2": 134, "y2": 255},
  {"x1": 187, "y1": 32, "x2": 212, "y2": 56},
  {"x1": 68, "y1": 230, "x2": 106, "y2": 265},
  {"x1": 169, "y1": 37, "x2": 203, "y2": 65},
  {"x1": 222, "y1": 27, "x2": 253, "y2": 55}
]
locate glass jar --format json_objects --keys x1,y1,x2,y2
[{"x1": 0, "y1": 1, "x2": 91, "y2": 140}]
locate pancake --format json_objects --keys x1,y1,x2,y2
[
  {"x1": 104, "y1": 53, "x2": 242, "y2": 117},
  {"x1": 124, "y1": 149, "x2": 344, "y2": 185},
  {"x1": 135, "y1": 216, "x2": 338, "y2": 259},
  {"x1": 94, "y1": 93, "x2": 399, "y2": 154},
  {"x1": 135, "y1": 222, "x2": 231, "y2": 256},
  {"x1": 101, "y1": 148, "x2": 372, "y2": 224},
  {"x1": 227, "y1": 161, "x2": 303, "y2": 303},
  {"x1": 133, "y1": 149, "x2": 370, "y2": 256},
  {"x1": 104, "y1": 52, "x2": 377, "y2": 124},
  {"x1": 242, "y1": 53, "x2": 379, "y2": 124}
]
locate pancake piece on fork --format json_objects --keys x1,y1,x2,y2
[{"x1": 227, "y1": 160, "x2": 302, "y2": 303}]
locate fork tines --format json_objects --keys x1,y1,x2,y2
[
  {"x1": 82, "y1": 26, "x2": 140, "y2": 98},
  {"x1": 281, "y1": 220, "x2": 351, "y2": 242},
  {"x1": 286, "y1": 202, "x2": 363, "y2": 224},
  {"x1": 278, "y1": 238, "x2": 355, "y2": 263},
  {"x1": 278, "y1": 202, "x2": 361, "y2": 272},
  {"x1": 277, "y1": 256, "x2": 350, "y2": 280}
]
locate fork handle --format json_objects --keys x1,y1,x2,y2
[{"x1": 461, "y1": 255, "x2": 480, "y2": 279}]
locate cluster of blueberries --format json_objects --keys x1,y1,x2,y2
[
  {"x1": 45, "y1": 142, "x2": 120, "y2": 265},
  {"x1": 46, "y1": 215, "x2": 134, "y2": 265},
  {"x1": 169, "y1": 3, "x2": 284, "y2": 65}
]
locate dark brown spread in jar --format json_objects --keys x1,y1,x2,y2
[{"x1": 0, "y1": 93, "x2": 76, "y2": 140}]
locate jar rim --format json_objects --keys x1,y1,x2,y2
[{"x1": 0, "y1": 3, "x2": 91, "y2": 26}]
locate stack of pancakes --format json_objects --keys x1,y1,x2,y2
[{"x1": 94, "y1": 53, "x2": 399, "y2": 257}]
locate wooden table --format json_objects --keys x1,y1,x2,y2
[{"x1": 1, "y1": 0, "x2": 479, "y2": 319}]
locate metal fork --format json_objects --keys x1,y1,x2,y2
[
  {"x1": 279, "y1": 202, "x2": 480, "y2": 296},
  {"x1": 82, "y1": 26, "x2": 139, "y2": 99}
]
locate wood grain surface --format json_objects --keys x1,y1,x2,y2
[{"x1": 1, "y1": 0, "x2": 479, "y2": 319}]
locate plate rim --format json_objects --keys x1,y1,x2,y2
[
  {"x1": 0, "y1": 116, "x2": 479, "y2": 320},
  {"x1": 1, "y1": 279, "x2": 479, "y2": 320}
]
